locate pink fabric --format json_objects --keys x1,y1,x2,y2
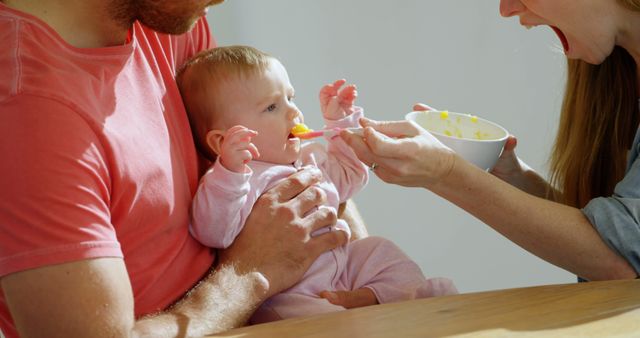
[
  {"x1": 252, "y1": 236, "x2": 458, "y2": 323},
  {"x1": 190, "y1": 108, "x2": 458, "y2": 324},
  {"x1": 0, "y1": 4, "x2": 215, "y2": 337},
  {"x1": 191, "y1": 108, "x2": 368, "y2": 248}
]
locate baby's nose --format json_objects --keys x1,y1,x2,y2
[{"x1": 289, "y1": 107, "x2": 303, "y2": 121}]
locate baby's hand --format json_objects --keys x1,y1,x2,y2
[
  {"x1": 219, "y1": 125, "x2": 260, "y2": 173},
  {"x1": 320, "y1": 79, "x2": 357, "y2": 120}
]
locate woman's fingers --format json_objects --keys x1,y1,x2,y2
[
  {"x1": 340, "y1": 129, "x2": 377, "y2": 166},
  {"x1": 361, "y1": 127, "x2": 403, "y2": 158},
  {"x1": 360, "y1": 118, "x2": 422, "y2": 138},
  {"x1": 413, "y1": 103, "x2": 436, "y2": 111},
  {"x1": 341, "y1": 118, "x2": 422, "y2": 161}
]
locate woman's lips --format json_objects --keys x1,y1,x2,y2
[{"x1": 550, "y1": 26, "x2": 569, "y2": 53}]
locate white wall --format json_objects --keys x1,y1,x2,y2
[{"x1": 207, "y1": 0, "x2": 574, "y2": 293}]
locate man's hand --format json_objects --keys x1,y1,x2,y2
[
  {"x1": 320, "y1": 79, "x2": 357, "y2": 120},
  {"x1": 338, "y1": 200, "x2": 368, "y2": 241},
  {"x1": 219, "y1": 125, "x2": 259, "y2": 173},
  {"x1": 218, "y1": 167, "x2": 349, "y2": 299}
]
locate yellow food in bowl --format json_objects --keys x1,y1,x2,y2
[
  {"x1": 405, "y1": 110, "x2": 509, "y2": 171},
  {"x1": 429, "y1": 112, "x2": 497, "y2": 141}
]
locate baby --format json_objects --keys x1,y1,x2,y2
[{"x1": 176, "y1": 45, "x2": 457, "y2": 323}]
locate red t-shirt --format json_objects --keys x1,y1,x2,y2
[{"x1": 0, "y1": 4, "x2": 215, "y2": 336}]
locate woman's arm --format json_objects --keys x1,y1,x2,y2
[
  {"x1": 434, "y1": 157, "x2": 636, "y2": 281},
  {"x1": 341, "y1": 118, "x2": 637, "y2": 280},
  {"x1": 412, "y1": 104, "x2": 558, "y2": 201}
]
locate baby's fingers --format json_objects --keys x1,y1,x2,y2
[
  {"x1": 320, "y1": 79, "x2": 347, "y2": 100},
  {"x1": 226, "y1": 126, "x2": 258, "y2": 144},
  {"x1": 236, "y1": 149, "x2": 256, "y2": 164},
  {"x1": 247, "y1": 142, "x2": 260, "y2": 160},
  {"x1": 338, "y1": 84, "x2": 357, "y2": 105},
  {"x1": 332, "y1": 79, "x2": 346, "y2": 89}
]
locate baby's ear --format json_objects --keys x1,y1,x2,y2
[{"x1": 205, "y1": 129, "x2": 226, "y2": 157}]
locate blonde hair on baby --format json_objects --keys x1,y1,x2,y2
[{"x1": 177, "y1": 45, "x2": 273, "y2": 161}]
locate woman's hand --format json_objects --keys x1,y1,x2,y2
[
  {"x1": 489, "y1": 135, "x2": 524, "y2": 184},
  {"x1": 340, "y1": 117, "x2": 457, "y2": 189},
  {"x1": 412, "y1": 103, "x2": 529, "y2": 190},
  {"x1": 217, "y1": 167, "x2": 348, "y2": 299},
  {"x1": 490, "y1": 135, "x2": 557, "y2": 199}
]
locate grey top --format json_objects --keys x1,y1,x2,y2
[{"x1": 582, "y1": 121, "x2": 640, "y2": 275}]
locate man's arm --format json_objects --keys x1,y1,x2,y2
[
  {"x1": 3, "y1": 168, "x2": 347, "y2": 338},
  {"x1": 2, "y1": 258, "x2": 265, "y2": 338}
]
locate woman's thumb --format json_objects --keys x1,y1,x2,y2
[{"x1": 503, "y1": 135, "x2": 518, "y2": 153}]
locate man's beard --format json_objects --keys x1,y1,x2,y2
[{"x1": 110, "y1": 0, "x2": 223, "y2": 35}]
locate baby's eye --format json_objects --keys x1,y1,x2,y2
[
  {"x1": 287, "y1": 95, "x2": 295, "y2": 102},
  {"x1": 265, "y1": 104, "x2": 277, "y2": 112}
]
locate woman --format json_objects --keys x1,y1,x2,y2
[{"x1": 340, "y1": 0, "x2": 640, "y2": 282}]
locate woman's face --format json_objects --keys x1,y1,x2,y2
[{"x1": 499, "y1": 0, "x2": 620, "y2": 64}]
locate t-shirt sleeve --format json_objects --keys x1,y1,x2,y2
[
  {"x1": 0, "y1": 95, "x2": 121, "y2": 277},
  {"x1": 582, "y1": 154, "x2": 640, "y2": 275}
]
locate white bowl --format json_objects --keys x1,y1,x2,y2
[{"x1": 405, "y1": 111, "x2": 509, "y2": 171}]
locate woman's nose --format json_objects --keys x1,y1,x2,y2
[{"x1": 499, "y1": 0, "x2": 526, "y2": 17}]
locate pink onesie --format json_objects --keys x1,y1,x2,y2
[{"x1": 191, "y1": 108, "x2": 457, "y2": 323}]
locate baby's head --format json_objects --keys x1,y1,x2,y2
[{"x1": 177, "y1": 45, "x2": 304, "y2": 165}]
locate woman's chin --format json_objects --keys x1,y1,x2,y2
[{"x1": 569, "y1": 47, "x2": 610, "y2": 65}]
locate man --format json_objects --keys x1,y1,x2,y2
[{"x1": 0, "y1": 1, "x2": 367, "y2": 337}]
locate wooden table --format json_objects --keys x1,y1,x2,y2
[{"x1": 208, "y1": 279, "x2": 640, "y2": 337}]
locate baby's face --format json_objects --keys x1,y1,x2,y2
[{"x1": 216, "y1": 59, "x2": 304, "y2": 165}]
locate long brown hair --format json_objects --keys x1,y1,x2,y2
[{"x1": 549, "y1": 3, "x2": 639, "y2": 208}]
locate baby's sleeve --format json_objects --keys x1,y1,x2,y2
[
  {"x1": 190, "y1": 160, "x2": 253, "y2": 249},
  {"x1": 318, "y1": 107, "x2": 369, "y2": 202}
]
